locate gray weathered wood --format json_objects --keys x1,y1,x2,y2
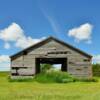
[{"x1": 11, "y1": 38, "x2": 92, "y2": 78}]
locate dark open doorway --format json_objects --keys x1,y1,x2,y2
[{"x1": 35, "y1": 58, "x2": 67, "y2": 74}]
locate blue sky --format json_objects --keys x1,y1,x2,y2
[{"x1": 0, "y1": 0, "x2": 100, "y2": 71}]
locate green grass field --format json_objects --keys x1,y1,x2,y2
[{"x1": 0, "y1": 72, "x2": 100, "y2": 100}]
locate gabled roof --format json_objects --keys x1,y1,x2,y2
[{"x1": 10, "y1": 36, "x2": 92, "y2": 58}]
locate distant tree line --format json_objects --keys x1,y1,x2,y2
[{"x1": 92, "y1": 64, "x2": 100, "y2": 77}]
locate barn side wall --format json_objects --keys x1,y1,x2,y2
[{"x1": 11, "y1": 40, "x2": 92, "y2": 78}]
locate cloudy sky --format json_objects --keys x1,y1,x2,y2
[{"x1": 0, "y1": 0, "x2": 100, "y2": 71}]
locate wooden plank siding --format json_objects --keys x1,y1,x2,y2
[{"x1": 10, "y1": 37, "x2": 92, "y2": 78}]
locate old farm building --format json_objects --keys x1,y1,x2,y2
[{"x1": 10, "y1": 37, "x2": 92, "y2": 78}]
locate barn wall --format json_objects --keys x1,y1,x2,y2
[
  {"x1": 11, "y1": 39, "x2": 92, "y2": 78},
  {"x1": 11, "y1": 54, "x2": 36, "y2": 76}
]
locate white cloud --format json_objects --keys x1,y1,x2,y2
[
  {"x1": 4, "y1": 42, "x2": 11, "y2": 49},
  {"x1": 68, "y1": 23, "x2": 93, "y2": 43},
  {"x1": 0, "y1": 55, "x2": 10, "y2": 63},
  {"x1": 0, "y1": 22, "x2": 45, "y2": 49},
  {"x1": 0, "y1": 23, "x2": 24, "y2": 41},
  {"x1": 15, "y1": 36, "x2": 45, "y2": 49},
  {"x1": 0, "y1": 55, "x2": 10, "y2": 71},
  {"x1": 93, "y1": 55, "x2": 100, "y2": 64}
]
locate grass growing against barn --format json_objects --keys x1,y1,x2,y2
[{"x1": 0, "y1": 71, "x2": 100, "y2": 100}]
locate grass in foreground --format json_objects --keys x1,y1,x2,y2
[{"x1": 0, "y1": 71, "x2": 100, "y2": 100}]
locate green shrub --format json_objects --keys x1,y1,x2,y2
[
  {"x1": 34, "y1": 70, "x2": 75, "y2": 83},
  {"x1": 41, "y1": 64, "x2": 54, "y2": 73}
]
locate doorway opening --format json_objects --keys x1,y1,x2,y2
[{"x1": 35, "y1": 58, "x2": 67, "y2": 74}]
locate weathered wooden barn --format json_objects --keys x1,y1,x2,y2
[{"x1": 10, "y1": 36, "x2": 92, "y2": 78}]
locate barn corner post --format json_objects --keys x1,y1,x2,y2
[{"x1": 10, "y1": 36, "x2": 92, "y2": 79}]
